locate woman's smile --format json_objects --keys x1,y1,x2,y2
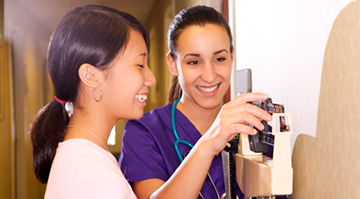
[{"x1": 196, "y1": 83, "x2": 221, "y2": 93}]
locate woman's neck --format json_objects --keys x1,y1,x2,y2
[{"x1": 176, "y1": 98, "x2": 222, "y2": 135}]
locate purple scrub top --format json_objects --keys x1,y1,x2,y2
[
  {"x1": 119, "y1": 103, "x2": 287, "y2": 199},
  {"x1": 119, "y1": 103, "x2": 243, "y2": 198}
]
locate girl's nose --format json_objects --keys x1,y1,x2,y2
[{"x1": 145, "y1": 67, "x2": 156, "y2": 87}]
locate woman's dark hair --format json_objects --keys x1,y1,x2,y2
[
  {"x1": 30, "y1": 4, "x2": 149, "y2": 184},
  {"x1": 167, "y1": 5, "x2": 233, "y2": 103}
]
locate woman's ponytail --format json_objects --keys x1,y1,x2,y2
[{"x1": 168, "y1": 75, "x2": 182, "y2": 104}]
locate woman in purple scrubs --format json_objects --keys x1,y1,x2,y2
[{"x1": 119, "y1": 5, "x2": 272, "y2": 199}]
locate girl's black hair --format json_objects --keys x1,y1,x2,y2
[
  {"x1": 167, "y1": 5, "x2": 233, "y2": 103},
  {"x1": 30, "y1": 4, "x2": 149, "y2": 184}
]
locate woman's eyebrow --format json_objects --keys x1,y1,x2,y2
[
  {"x1": 183, "y1": 53, "x2": 200, "y2": 60},
  {"x1": 214, "y1": 49, "x2": 228, "y2": 55},
  {"x1": 183, "y1": 49, "x2": 228, "y2": 60}
]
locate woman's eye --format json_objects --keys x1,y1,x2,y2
[
  {"x1": 187, "y1": 60, "x2": 200, "y2": 65},
  {"x1": 214, "y1": 57, "x2": 226, "y2": 62},
  {"x1": 137, "y1": 65, "x2": 144, "y2": 68}
]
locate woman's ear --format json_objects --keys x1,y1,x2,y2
[
  {"x1": 166, "y1": 53, "x2": 178, "y2": 76},
  {"x1": 230, "y1": 47, "x2": 235, "y2": 64},
  {"x1": 78, "y1": 64, "x2": 101, "y2": 88}
]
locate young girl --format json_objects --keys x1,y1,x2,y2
[
  {"x1": 119, "y1": 5, "x2": 273, "y2": 199},
  {"x1": 30, "y1": 4, "x2": 155, "y2": 198}
]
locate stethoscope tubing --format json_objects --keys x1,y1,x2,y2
[
  {"x1": 172, "y1": 98, "x2": 194, "y2": 162},
  {"x1": 171, "y1": 98, "x2": 221, "y2": 199}
]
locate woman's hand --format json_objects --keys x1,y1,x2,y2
[{"x1": 199, "y1": 92, "x2": 272, "y2": 156}]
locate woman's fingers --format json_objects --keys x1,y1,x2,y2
[
  {"x1": 218, "y1": 92, "x2": 272, "y2": 136},
  {"x1": 202, "y1": 92, "x2": 273, "y2": 155},
  {"x1": 220, "y1": 111, "x2": 265, "y2": 133},
  {"x1": 226, "y1": 92, "x2": 269, "y2": 108},
  {"x1": 222, "y1": 103, "x2": 271, "y2": 123},
  {"x1": 222, "y1": 124, "x2": 258, "y2": 138},
  {"x1": 222, "y1": 92, "x2": 272, "y2": 123}
]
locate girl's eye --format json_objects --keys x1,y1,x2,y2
[
  {"x1": 187, "y1": 60, "x2": 200, "y2": 65},
  {"x1": 137, "y1": 65, "x2": 144, "y2": 68}
]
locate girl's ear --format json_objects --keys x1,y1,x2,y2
[
  {"x1": 78, "y1": 64, "x2": 101, "y2": 88},
  {"x1": 166, "y1": 53, "x2": 178, "y2": 76}
]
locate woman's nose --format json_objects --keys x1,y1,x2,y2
[{"x1": 201, "y1": 62, "x2": 216, "y2": 83}]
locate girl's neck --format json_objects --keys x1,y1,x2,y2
[
  {"x1": 64, "y1": 108, "x2": 115, "y2": 151},
  {"x1": 176, "y1": 98, "x2": 222, "y2": 135}
]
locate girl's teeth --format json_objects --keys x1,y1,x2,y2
[
  {"x1": 197, "y1": 85, "x2": 219, "y2": 93},
  {"x1": 135, "y1": 94, "x2": 147, "y2": 102}
]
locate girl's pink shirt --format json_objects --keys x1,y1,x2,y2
[{"x1": 45, "y1": 139, "x2": 137, "y2": 199}]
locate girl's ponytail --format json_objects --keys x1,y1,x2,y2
[{"x1": 30, "y1": 99, "x2": 69, "y2": 183}]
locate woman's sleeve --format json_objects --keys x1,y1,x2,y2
[{"x1": 119, "y1": 119, "x2": 170, "y2": 182}]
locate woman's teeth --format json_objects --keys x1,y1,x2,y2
[
  {"x1": 135, "y1": 94, "x2": 147, "y2": 102},
  {"x1": 197, "y1": 84, "x2": 219, "y2": 93}
]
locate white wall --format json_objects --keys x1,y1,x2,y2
[
  {"x1": 175, "y1": 0, "x2": 222, "y2": 13},
  {"x1": 229, "y1": 0, "x2": 354, "y2": 150}
]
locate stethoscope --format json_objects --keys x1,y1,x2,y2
[{"x1": 171, "y1": 98, "x2": 221, "y2": 199}]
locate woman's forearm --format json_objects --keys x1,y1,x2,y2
[{"x1": 150, "y1": 141, "x2": 215, "y2": 199}]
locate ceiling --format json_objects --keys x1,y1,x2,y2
[{"x1": 13, "y1": 0, "x2": 157, "y2": 32}]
